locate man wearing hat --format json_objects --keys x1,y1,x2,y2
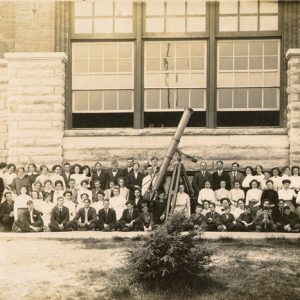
[{"x1": 115, "y1": 201, "x2": 140, "y2": 231}]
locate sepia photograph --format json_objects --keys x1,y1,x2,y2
[{"x1": 0, "y1": 0, "x2": 300, "y2": 299}]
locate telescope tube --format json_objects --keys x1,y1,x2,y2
[{"x1": 152, "y1": 107, "x2": 194, "y2": 192}]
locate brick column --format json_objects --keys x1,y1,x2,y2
[
  {"x1": 5, "y1": 52, "x2": 67, "y2": 166},
  {"x1": 287, "y1": 49, "x2": 300, "y2": 166},
  {"x1": 0, "y1": 59, "x2": 8, "y2": 162}
]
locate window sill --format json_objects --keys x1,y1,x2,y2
[{"x1": 64, "y1": 127, "x2": 287, "y2": 137}]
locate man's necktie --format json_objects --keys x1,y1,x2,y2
[
  {"x1": 233, "y1": 172, "x2": 236, "y2": 181},
  {"x1": 59, "y1": 208, "x2": 62, "y2": 223}
]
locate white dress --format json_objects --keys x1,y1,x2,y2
[
  {"x1": 119, "y1": 187, "x2": 129, "y2": 200},
  {"x1": 242, "y1": 175, "x2": 255, "y2": 189},
  {"x1": 230, "y1": 189, "x2": 245, "y2": 207},
  {"x1": 91, "y1": 200, "x2": 103, "y2": 215},
  {"x1": 289, "y1": 176, "x2": 300, "y2": 191},
  {"x1": 174, "y1": 192, "x2": 190, "y2": 218},
  {"x1": 40, "y1": 200, "x2": 55, "y2": 229},
  {"x1": 14, "y1": 194, "x2": 32, "y2": 219},
  {"x1": 197, "y1": 188, "x2": 216, "y2": 204},
  {"x1": 35, "y1": 174, "x2": 50, "y2": 186},
  {"x1": 110, "y1": 195, "x2": 127, "y2": 220}
]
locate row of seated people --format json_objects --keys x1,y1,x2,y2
[{"x1": 1, "y1": 186, "x2": 299, "y2": 233}]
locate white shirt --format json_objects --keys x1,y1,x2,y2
[
  {"x1": 77, "y1": 188, "x2": 92, "y2": 205},
  {"x1": 289, "y1": 176, "x2": 300, "y2": 191},
  {"x1": 70, "y1": 174, "x2": 86, "y2": 190},
  {"x1": 232, "y1": 207, "x2": 245, "y2": 219},
  {"x1": 197, "y1": 188, "x2": 216, "y2": 204},
  {"x1": 33, "y1": 199, "x2": 44, "y2": 213},
  {"x1": 242, "y1": 175, "x2": 255, "y2": 189},
  {"x1": 40, "y1": 200, "x2": 55, "y2": 227},
  {"x1": 230, "y1": 189, "x2": 245, "y2": 206},
  {"x1": 215, "y1": 188, "x2": 231, "y2": 203},
  {"x1": 174, "y1": 192, "x2": 190, "y2": 218},
  {"x1": 270, "y1": 176, "x2": 282, "y2": 191},
  {"x1": 278, "y1": 188, "x2": 296, "y2": 201},
  {"x1": 119, "y1": 187, "x2": 129, "y2": 200},
  {"x1": 14, "y1": 194, "x2": 31, "y2": 219},
  {"x1": 245, "y1": 188, "x2": 262, "y2": 205},
  {"x1": 91, "y1": 200, "x2": 103, "y2": 214},
  {"x1": 64, "y1": 199, "x2": 76, "y2": 219},
  {"x1": 3, "y1": 172, "x2": 17, "y2": 186},
  {"x1": 36, "y1": 174, "x2": 50, "y2": 186},
  {"x1": 50, "y1": 174, "x2": 66, "y2": 189},
  {"x1": 110, "y1": 195, "x2": 127, "y2": 219},
  {"x1": 142, "y1": 174, "x2": 157, "y2": 196}
]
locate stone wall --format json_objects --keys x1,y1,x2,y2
[
  {"x1": 63, "y1": 128, "x2": 289, "y2": 171},
  {"x1": 5, "y1": 52, "x2": 67, "y2": 166},
  {"x1": 287, "y1": 49, "x2": 300, "y2": 166},
  {"x1": 0, "y1": 59, "x2": 8, "y2": 162}
]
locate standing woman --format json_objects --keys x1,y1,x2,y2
[
  {"x1": 3, "y1": 164, "x2": 17, "y2": 191},
  {"x1": 289, "y1": 166, "x2": 300, "y2": 194},
  {"x1": 70, "y1": 164, "x2": 83, "y2": 190},
  {"x1": 118, "y1": 177, "x2": 129, "y2": 200},
  {"x1": 81, "y1": 165, "x2": 92, "y2": 188},
  {"x1": 278, "y1": 179, "x2": 297, "y2": 212},
  {"x1": 242, "y1": 166, "x2": 255, "y2": 194},
  {"x1": 42, "y1": 179, "x2": 54, "y2": 202},
  {"x1": 245, "y1": 179, "x2": 262, "y2": 214},
  {"x1": 254, "y1": 165, "x2": 264, "y2": 184},
  {"x1": 173, "y1": 184, "x2": 191, "y2": 218},
  {"x1": 26, "y1": 163, "x2": 38, "y2": 187},
  {"x1": 109, "y1": 186, "x2": 127, "y2": 220},
  {"x1": 36, "y1": 165, "x2": 50, "y2": 187},
  {"x1": 281, "y1": 166, "x2": 291, "y2": 180},
  {"x1": 197, "y1": 181, "x2": 216, "y2": 204},
  {"x1": 13, "y1": 186, "x2": 31, "y2": 222}
]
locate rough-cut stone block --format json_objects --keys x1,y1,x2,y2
[
  {"x1": 18, "y1": 104, "x2": 54, "y2": 113},
  {"x1": 18, "y1": 121, "x2": 53, "y2": 130}
]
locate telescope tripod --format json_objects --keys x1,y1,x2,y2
[{"x1": 165, "y1": 161, "x2": 193, "y2": 221}]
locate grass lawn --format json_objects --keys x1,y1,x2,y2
[{"x1": 0, "y1": 236, "x2": 299, "y2": 300}]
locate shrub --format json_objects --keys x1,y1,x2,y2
[{"x1": 127, "y1": 212, "x2": 213, "y2": 290}]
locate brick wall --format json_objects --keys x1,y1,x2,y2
[{"x1": 5, "y1": 52, "x2": 67, "y2": 166}]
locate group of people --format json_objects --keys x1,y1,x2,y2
[{"x1": 0, "y1": 158, "x2": 299, "y2": 233}]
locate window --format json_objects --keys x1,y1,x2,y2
[
  {"x1": 145, "y1": 0, "x2": 207, "y2": 34},
  {"x1": 219, "y1": 0, "x2": 279, "y2": 32},
  {"x1": 72, "y1": 42, "x2": 134, "y2": 128},
  {"x1": 144, "y1": 41, "x2": 207, "y2": 127},
  {"x1": 217, "y1": 39, "x2": 280, "y2": 126},
  {"x1": 74, "y1": 0, "x2": 134, "y2": 34}
]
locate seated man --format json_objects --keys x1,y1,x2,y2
[
  {"x1": 132, "y1": 188, "x2": 146, "y2": 212},
  {"x1": 235, "y1": 205, "x2": 255, "y2": 231},
  {"x1": 217, "y1": 206, "x2": 236, "y2": 232},
  {"x1": 14, "y1": 200, "x2": 43, "y2": 232},
  {"x1": 256, "y1": 200, "x2": 273, "y2": 217},
  {"x1": 115, "y1": 201, "x2": 140, "y2": 231},
  {"x1": 151, "y1": 191, "x2": 166, "y2": 225},
  {"x1": 98, "y1": 199, "x2": 116, "y2": 231},
  {"x1": 190, "y1": 204, "x2": 206, "y2": 230},
  {"x1": 253, "y1": 207, "x2": 277, "y2": 232},
  {"x1": 281, "y1": 206, "x2": 300, "y2": 232},
  {"x1": 138, "y1": 202, "x2": 154, "y2": 232},
  {"x1": 48, "y1": 197, "x2": 75, "y2": 232},
  {"x1": 272, "y1": 199, "x2": 286, "y2": 231},
  {"x1": 204, "y1": 203, "x2": 221, "y2": 231},
  {"x1": 0, "y1": 191, "x2": 14, "y2": 232},
  {"x1": 73, "y1": 198, "x2": 97, "y2": 231}
]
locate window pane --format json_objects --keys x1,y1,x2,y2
[
  {"x1": 233, "y1": 89, "x2": 247, "y2": 109},
  {"x1": 162, "y1": 57, "x2": 175, "y2": 71},
  {"x1": 234, "y1": 41, "x2": 248, "y2": 56},
  {"x1": 104, "y1": 91, "x2": 118, "y2": 110},
  {"x1": 234, "y1": 72, "x2": 248, "y2": 86},
  {"x1": 240, "y1": 0, "x2": 258, "y2": 14},
  {"x1": 104, "y1": 44, "x2": 118, "y2": 58},
  {"x1": 166, "y1": 17, "x2": 185, "y2": 32},
  {"x1": 219, "y1": 42, "x2": 233, "y2": 56},
  {"x1": 176, "y1": 58, "x2": 189, "y2": 71},
  {"x1": 219, "y1": 57, "x2": 233, "y2": 70},
  {"x1": 89, "y1": 91, "x2": 103, "y2": 111},
  {"x1": 234, "y1": 57, "x2": 248, "y2": 70},
  {"x1": 187, "y1": 17, "x2": 206, "y2": 32},
  {"x1": 73, "y1": 44, "x2": 88, "y2": 59},
  {"x1": 176, "y1": 89, "x2": 189, "y2": 109},
  {"x1": 187, "y1": 0, "x2": 206, "y2": 15},
  {"x1": 115, "y1": 0, "x2": 133, "y2": 16},
  {"x1": 264, "y1": 56, "x2": 278, "y2": 70},
  {"x1": 219, "y1": 16, "x2": 238, "y2": 32},
  {"x1": 89, "y1": 44, "x2": 103, "y2": 59},
  {"x1": 176, "y1": 43, "x2": 188, "y2": 57},
  {"x1": 166, "y1": 2, "x2": 185, "y2": 15},
  {"x1": 190, "y1": 89, "x2": 205, "y2": 109},
  {"x1": 249, "y1": 57, "x2": 263, "y2": 69},
  {"x1": 119, "y1": 44, "x2": 132, "y2": 58},
  {"x1": 218, "y1": 89, "x2": 233, "y2": 109},
  {"x1": 249, "y1": 41, "x2": 263, "y2": 55},
  {"x1": 94, "y1": 1, "x2": 113, "y2": 16},
  {"x1": 89, "y1": 59, "x2": 102, "y2": 73},
  {"x1": 264, "y1": 41, "x2": 278, "y2": 56},
  {"x1": 191, "y1": 42, "x2": 205, "y2": 56},
  {"x1": 219, "y1": 0, "x2": 238, "y2": 14},
  {"x1": 74, "y1": 91, "x2": 88, "y2": 112},
  {"x1": 146, "y1": 0, "x2": 164, "y2": 16},
  {"x1": 240, "y1": 16, "x2": 258, "y2": 31},
  {"x1": 74, "y1": 60, "x2": 88, "y2": 73},
  {"x1": 260, "y1": 16, "x2": 278, "y2": 31},
  {"x1": 249, "y1": 72, "x2": 263, "y2": 86},
  {"x1": 74, "y1": 2, "x2": 93, "y2": 16},
  {"x1": 145, "y1": 89, "x2": 160, "y2": 109},
  {"x1": 119, "y1": 59, "x2": 132, "y2": 72},
  {"x1": 264, "y1": 88, "x2": 278, "y2": 109},
  {"x1": 104, "y1": 59, "x2": 118, "y2": 72},
  {"x1": 161, "y1": 89, "x2": 175, "y2": 109},
  {"x1": 249, "y1": 88, "x2": 262, "y2": 109},
  {"x1": 260, "y1": 0, "x2": 278, "y2": 14},
  {"x1": 115, "y1": 18, "x2": 133, "y2": 33},
  {"x1": 191, "y1": 58, "x2": 204, "y2": 70},
  {"x1": 264, "y1": 72, "x2": 278, "y2": 86},
  {"x1": 74, "y1": 19, "x2": 93, "y2": 34},
  {"x1": 119, "y1": 90, "x2": 133, "y2": 110},
  {"x1": 94, "y1": 19, "x2": 113, "y2": 33},
  {"x1": 146, "y1": 17, "x2": 164, "y2": 32},
  {"x1": 147, "y1": 58, "x2": 161, "y2": 71}
]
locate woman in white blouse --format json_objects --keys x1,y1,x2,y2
[
  {"x1": 290, "y1": 166, "x2": 300, "y2": 193},
  {"x1": 197, "y1": 181, "x2": 215, "y2": 204},
  {"x1": 70, "y1": 164, "x2": 85, "y2": 190},
  {"x1": 229, "y1": 181, "x2": 245, "y2": 208},
  {"x1": 242, "y1": 166, "x2": 255, "y2": 192},
  {"x1": 40, "y1": 193, "x2": 55, "y2": 231},
  {"x1": 118, "y1": 177, "x2": 129, "y2": 200},
  {"x1": 254, "y1": 165, "x2": 264, "y2": 183},
  {"x1": 109, "y1": 186, "x2": 127, "y2": 220},
  {"x1": 3, "y1": 163, "x2": 17, "y2": 190},
  {"x1": 278, "y1": 179, "x2": 296, "y2": 212},
  {"x1": 173, "y1": 184, "x2": 191, "y2": 218},
  {"x1": 13, "y1": 186, "x2": 31, "y2": 220},
  {"x1": 36, "y1": 165, "x2": 50, "y2": 187},
  {"x1": 215, "y1": 180, "x2": 231, "y2": 206},
  {"x1": 246, "y1": 179, "x2": 262, "y2": 214}
]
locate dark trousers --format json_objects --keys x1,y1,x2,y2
[
  {"x1": 234, "y1": 223, "x2": 255, "y2": 232},
  {"x1": 72, "y1": 221, "x2": 97, "y2": 231},
  {"x1": 48, "y1": 221, "x2": 76, "y2": 232},
  {"x1": 115, "y1": 220, "x2": 139, "y2": 231},
  {"x1": 14, "y1": 220, "x2": 43, "y2": 232},
  {"x1": 98, "y1": 221, "x2": 115, "y2": 231},
  {"x1": 1, "y1": 216, "x2": 14, "y2": 232}
]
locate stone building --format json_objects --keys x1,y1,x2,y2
[{"x1": 0, "y1": 0, "x2": 299, "y2": 171}]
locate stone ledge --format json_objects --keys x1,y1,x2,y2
[
  {"x1": 65, "y1": 127, "x2": 288, "y2": 137},
  {"x1": 286, "y1": 48, "x2": 300, "y2": 59},
  {"x1": 4, "y1": 52, "x2": 67, "y2": 63}
]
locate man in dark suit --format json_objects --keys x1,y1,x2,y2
[
  {"x1": 14, "y1": 200, "x2": 43, "y2": 232},
  {"x1": 151, "y1": 191, "x2": 167, "y2": 225},
  {"x1": 123, "y1": 157, "x2": 134, "y2": 179},
  {"x1": 126, "y1": 163, "x2": 144, "y2": 200},
  {"x1": 272, "y1": 199, "x2": 285, "y2": 231},
  {"x1": 190, "y1": 205, "x2": 206, "y2": 230},
  {"x1": 106, "y1": 161, "x2": 124, "y2": 187},
  {"x1": 281, "y1": 206, "x2": 300, "y2": 232},
  {"x1": 229, "y1": 162, "x2": 244, "y2": 189},
  {"x1": 192, "y1": 161, "x2": 211, "y2": 197},
  {"x1": 91, "y1": 162, "x2": 108, "y2": 190},
  {"x1": 91, "y1": 180, "x2": 103, "y2": 202},
  {"x1": 0, "y1": 191, "x2": 14, "y2": 231},
  {"x1": 235, "y1": 205, "x2": 255, "y2": 231},
  {"x1": 132, "y1": 188, "x2": 147, "y2": 212},
  {"x1": 211, "y1": 161, "x2": 231, "y2": 191},
  {"x1": 137, "y1": 202, "x2": 154, "y2": 231},
  {"x1": 217, "y1": 207, "x2": 236, "y2": 231},
  {"x1": 73, "y1": 198, "x2": 97, "y2": 230},
  {"x1": 0, "y1": 176, "x2": 4, "y2": 202},
  {"x1": 61, "y1": 162, "x2": 72, "y2": 189},
  {"x1": 261, "y1": 180, "x2": 279, "y2": 207},
  {"x1": 204, "y1": 203, "x2": 221, "y2": 231},
  {"x1": 49, "y1": 197, "x2": 75, "y2": 231},
  {"x1": 98, "y1": 199, "x2": 116, "y2": 231},
  {"x1": 115, "y1": 201, "x2": 140, "y2": 231}
]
